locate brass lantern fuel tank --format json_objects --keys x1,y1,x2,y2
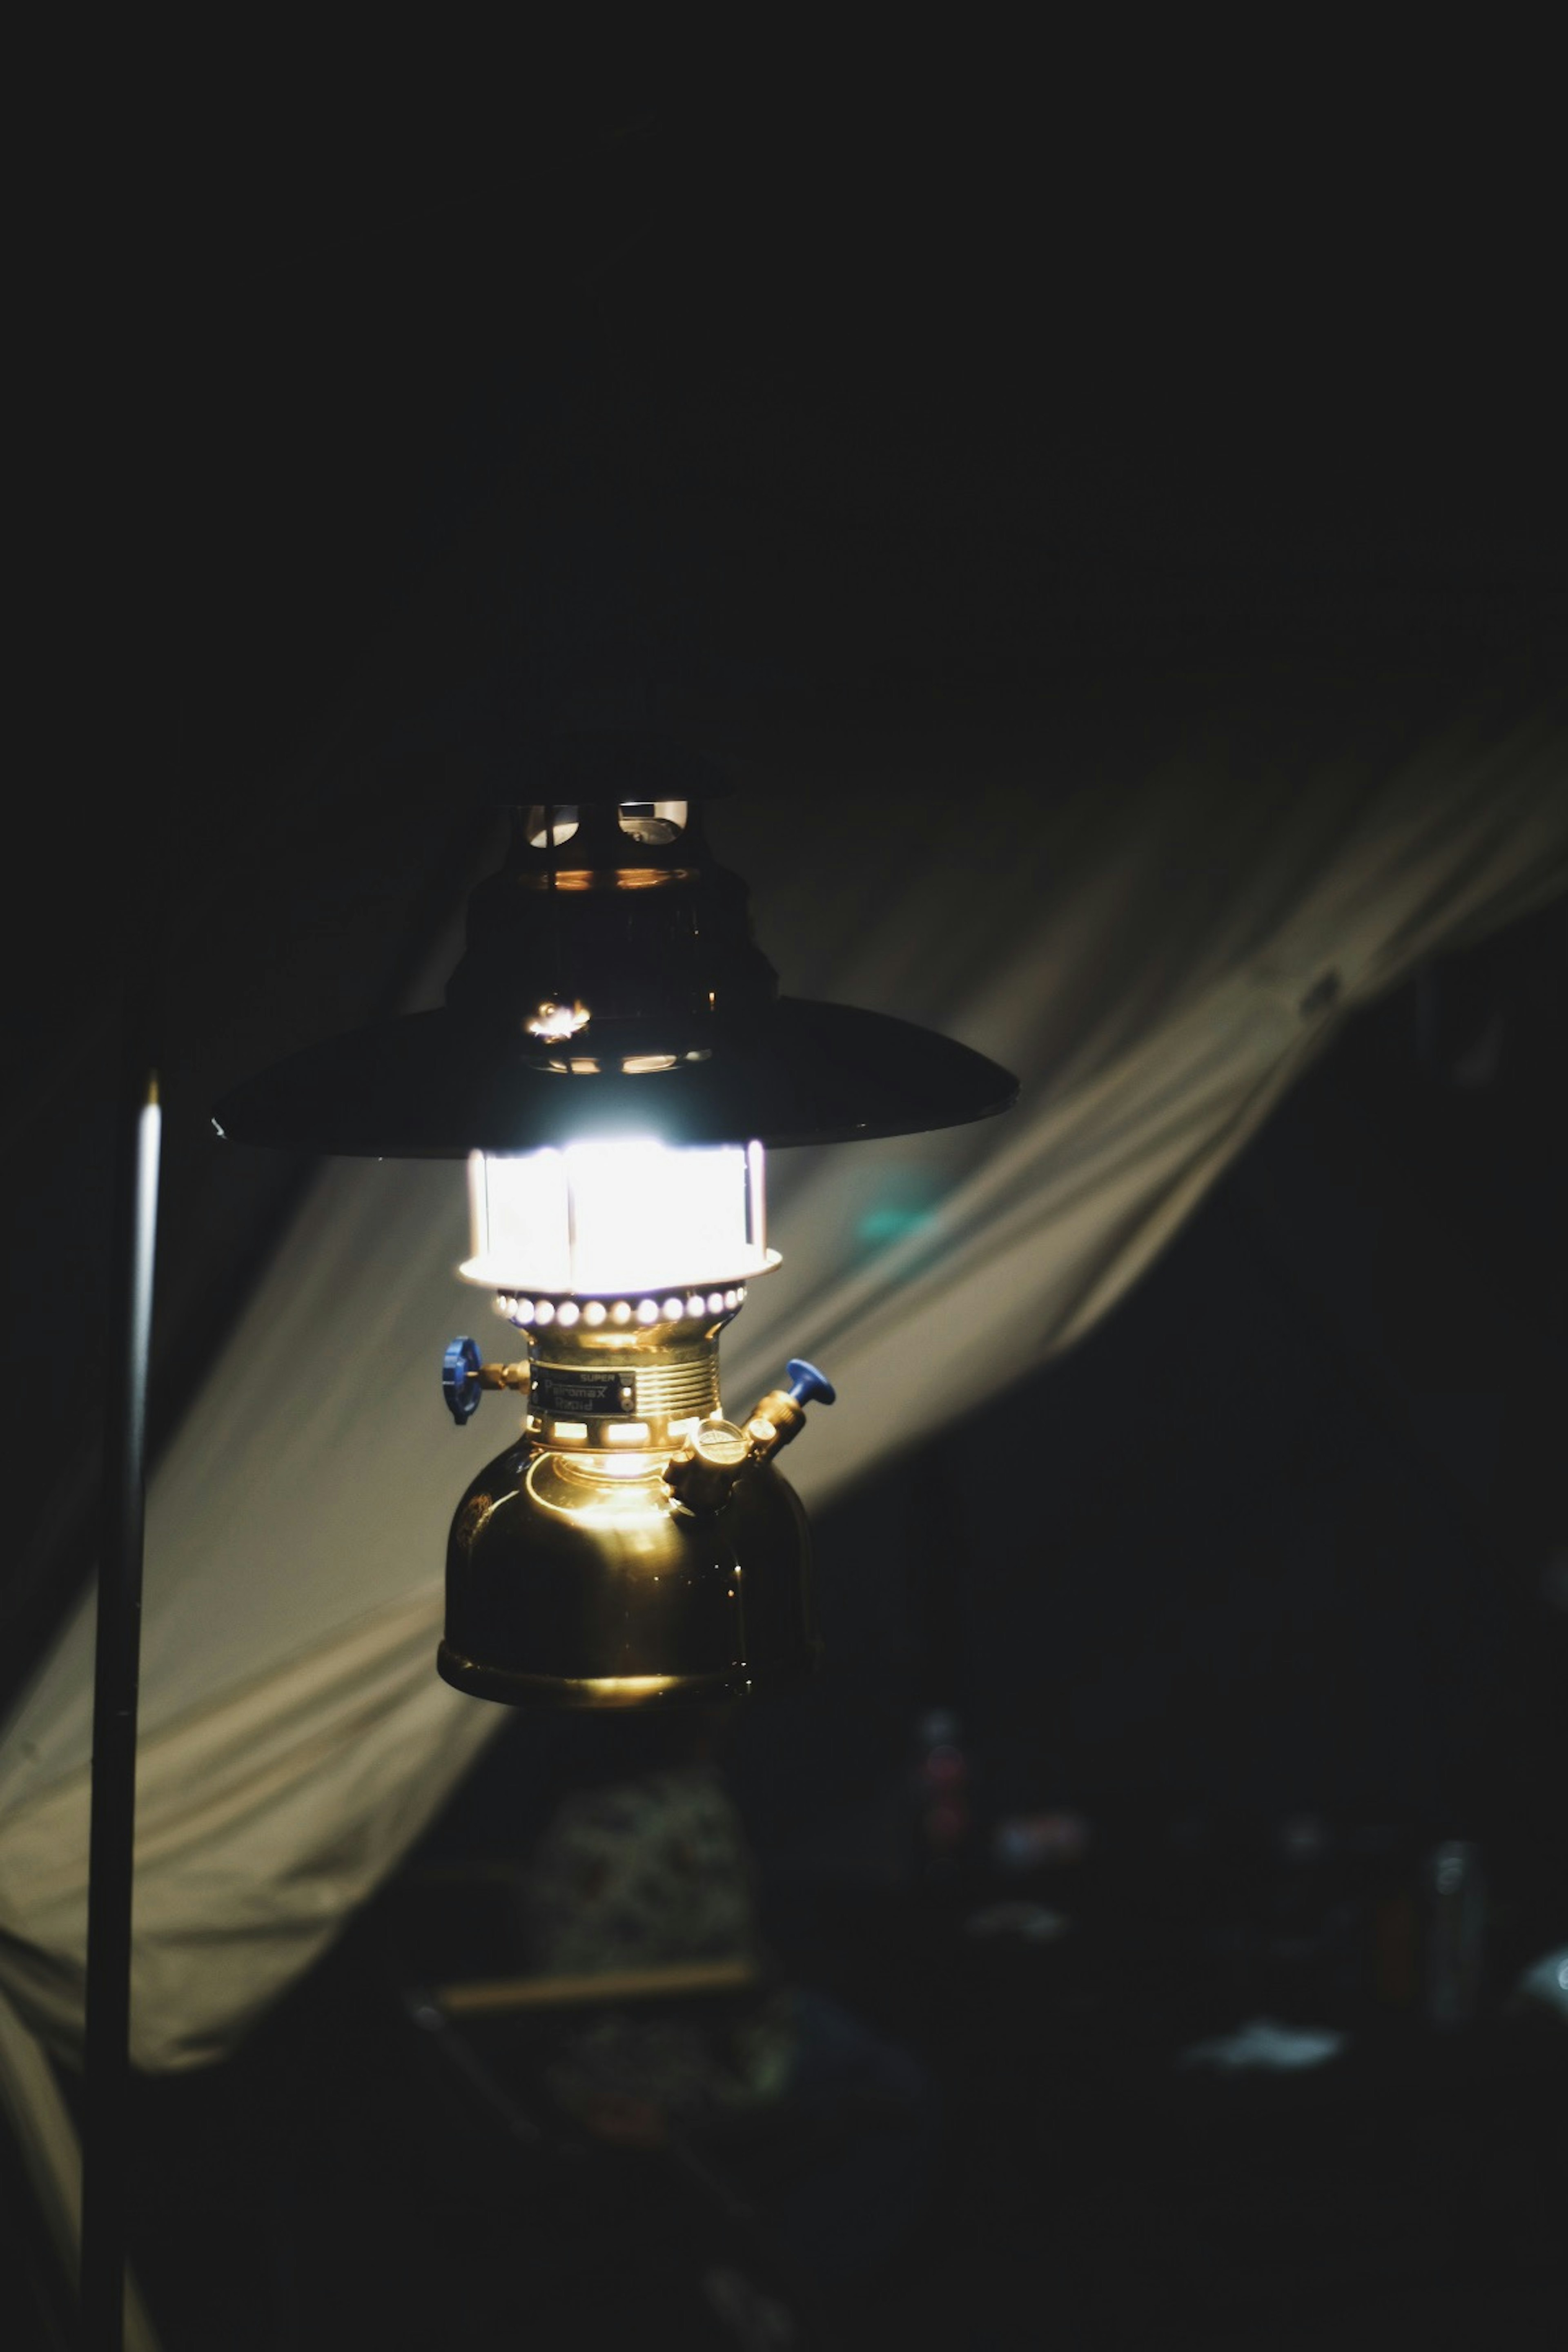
[
  {"x1": 440, "y1": 1433, "x2": 816, "y2": 1706},
  {"x1": 436, "y1": 1290, "x2": 834, "y2": 1707}
]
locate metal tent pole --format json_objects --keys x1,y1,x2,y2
[{"x1": 80, "y1": 1037, "x2": 161, "y2": 2352}]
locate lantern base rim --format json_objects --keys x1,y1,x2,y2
[{"x1": 435, "y1": 1639, "x2": 822, "y2": 1709}]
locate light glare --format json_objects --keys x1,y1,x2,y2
[{"x1": 464, "y1": 1140, "x2": 768, "y2": 1296}]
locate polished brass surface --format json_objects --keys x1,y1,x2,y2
[
  {"x1": 661, "y1": 1421, "x2": 752, "y2": 1514},
  {"x1": 659, "y1": 1380, "x2": 813, "y2": 1512},
  {"x1": 741, "y1": 1387, "x2": 808, "y2": 1462},
  {"x1": 439, "y1": 1424, "x2": 817, "y2": 1707},
  {"x1": 500, "y1": 1310, "x2": 741, "y2": 1452},
  {"x1": 621, "y1": 1351, "x2": 721, "y2": 1421}
]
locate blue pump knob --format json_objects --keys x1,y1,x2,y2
[
  {"x1": 443, "y1": 1336, "x2": 484, "y2": 1425},
  {"x1": 785, "y1": 1359, "x2": 836, "y2": 1408}
]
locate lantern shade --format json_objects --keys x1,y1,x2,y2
[
  {"x1": 212, "y1": 993, "x2": 1016, "y2": 1156},
  {"x1": 213, "y1": 745, "x2": 1018, "y2": 1157}
]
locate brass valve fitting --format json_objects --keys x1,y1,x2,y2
[
  {"x1": 742, "y1": 1389, "x2": 808, "y2": 1463},
  {"x1": 664, "y1": 1359, "x2": 835, "y2": 1513},
  {"x1": 662, "y1": 1421, "x2": 753, "y2": 1514}
]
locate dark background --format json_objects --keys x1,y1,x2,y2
[{"x1": 3, "y1": 92, "x2": 1566, "y2": 2348}]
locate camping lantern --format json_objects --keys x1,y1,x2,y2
[{"x1": 213, "y1": 734, "x2": 1018, "y2": 1706}]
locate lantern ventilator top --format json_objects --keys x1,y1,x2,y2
[{"x1": 211, "y1": 742, "x2": 1017, "y2": 1157}]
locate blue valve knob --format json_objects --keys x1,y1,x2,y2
[
  {"x1": 785, "y1": 1359, "x2": 836, "y2": 1408},
  {"x1": 443, "y1": 1336, "x2": 484, "y2": 1425}
]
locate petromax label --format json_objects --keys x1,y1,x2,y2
[{"x1": 530, "y1": 1367, "x2": 634, "y2": 1421}]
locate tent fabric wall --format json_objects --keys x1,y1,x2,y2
[
  {"x1": 0, "y1": 699, "x2": 1563, "y2": 2303},
  {"x1": 721, "y1": 703, "x2": 1568, "y2": 1487}
]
